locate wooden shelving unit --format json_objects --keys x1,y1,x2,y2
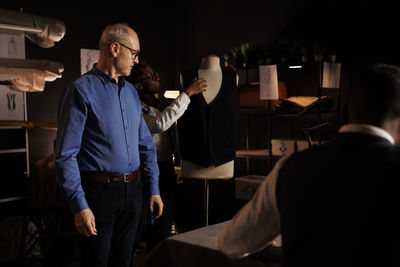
[{"x1": 234, "y1": 61, "x2": 342, "y2": 201}]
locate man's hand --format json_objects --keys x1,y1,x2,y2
[
  {"x1": 149, "y1": 194, "x2": 164, "y2": 219},
  {"x1": 185, "y1": 78, "x2": 207, "y2": 97},
  {"x1": 74, "y1": 208, "x2": 97, "y2": 237}
]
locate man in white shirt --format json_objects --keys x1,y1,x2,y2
[
  {"x1": 128, "y1": 62, "x2": 207, "y2": 250},
  {"x1": 218, "y1": 64, "x2": 400, "y2": 267}
]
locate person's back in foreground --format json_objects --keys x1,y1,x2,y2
[{"x1": 218, "y1": 63, "x2": 400, "y2": 267}]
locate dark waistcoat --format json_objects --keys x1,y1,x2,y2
[
  {"x1": 276, "y1": 132, "x2": 400, "y2": 267},
  {"x1": 177, "y1": 67, "x2": 238, "y2": 167}
]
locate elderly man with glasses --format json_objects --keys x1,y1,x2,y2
[
  {"x1": 127, "y1": 61, "x2": 207, "y2": 251},
  {"x1": 55, "y1": 23, "x2": 163, "y2": 267}
]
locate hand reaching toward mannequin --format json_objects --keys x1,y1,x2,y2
[
  {"x1": 185, "y1": 78, "x2": 207, "y2": 97},
  {"x1": 74, "y1": 208, "x2": 97, "y2": 237}
]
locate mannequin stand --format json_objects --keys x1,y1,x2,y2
[
  {"x1": 204, "y1": 179, "x2": 209, "y2": 226},
  {"x1": 202, "y1": 178, "x2": 232, "y2": 226},
  {"x1": 183, "y1": 176, "x2": 232, "y2": 226},
  {"x1": 267, "y1": 100, "x2": 273, "y2": 172}
]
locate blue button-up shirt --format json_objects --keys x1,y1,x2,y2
[{"x1": 55, "y1": 66, "x2": 160, "y2": 213}]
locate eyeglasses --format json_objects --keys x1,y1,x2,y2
[
  {"x1": 136, "y1": 71, "x2": 159, "y2": 83},
  {"x1": 117, "y1": 42, "x2": 140, "y2": 60}
]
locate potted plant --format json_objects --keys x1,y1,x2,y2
[
  {"x1": 312, "y1": 42, "x2": 327, "y2": 62},
  {"x1": 326, "y1": 48, "x2": 337, "y2": 63},
  {"x1": 300, "y1": 46, "x2": 309, "y2": 63},
  {"x1": 238, "y1": 42, "x2": 249, "y2": 68},
  {"x1": 277, "y1": 37, "x2": 290, "y2": 64},
  {"x1": 262, "y1": 44, "x2": 274, "y2": 65}
]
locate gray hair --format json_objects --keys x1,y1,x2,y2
[{"x1": 98, "y1": 23, "x2": 134, "y2": 53}]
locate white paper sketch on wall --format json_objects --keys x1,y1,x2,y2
[
  {"x1": 80, "y1": 48, "x2": 99, "y2": 75},
  {"x1": 0, "y1": 85, "x2": 24, "y2": 120},
  {"x1": 0, "y1": 33, "x2": 25, "y2": 59},
  {"x1": 259, "y1": 64, "x2": 279, "y2": 100},
  {"x1": 322, "y1": 62, "x2": 341, "y2": 88},
  {"x1": 8, "y1": 37, "x2": 17, "y2": 57}
]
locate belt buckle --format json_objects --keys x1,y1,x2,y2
[{"x1": 123, "y1": 173, "x2": 129, "y2": 183}]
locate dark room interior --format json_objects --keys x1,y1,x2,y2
[{"x1": 1, "y1": 0, "x2": 400, "y2": 266}]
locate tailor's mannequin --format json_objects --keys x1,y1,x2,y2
[{"x1": 179, "y1": 54, "x2": 236, "y2": 179}]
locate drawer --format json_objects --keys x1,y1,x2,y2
[
  {"x1": 234, "y1": 175, "x2": 266, "y2": 200},
  {"x1": 271, "y1": 139, "x2": 295, "y2": 156}
]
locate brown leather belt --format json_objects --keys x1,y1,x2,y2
[{"x1": 81, "y1": 169, "x2": 140, "y2": 182}]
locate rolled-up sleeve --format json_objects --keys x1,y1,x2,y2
[
  {"x1": 55, "y1": 85, "x2": 89, "y2": 213},
  {"x1": 144, "y1": 92, "x2": 190, "y2": 134},
  {"x1": 218, "y1": 155, "x2": 290, "y2": 259}
]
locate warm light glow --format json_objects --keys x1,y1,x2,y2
[
  {"x1": 164, "y1": 90, "x2": 180, "y2": 99},
  {"x1": 289, "y1": 65, "x2": 302, "y2": 69}
]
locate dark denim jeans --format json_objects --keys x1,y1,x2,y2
[{"x1": 80, "y1": 176, "x2": 143, "y2": 267}]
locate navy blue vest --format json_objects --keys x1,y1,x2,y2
[
  {"x1": 177, "y1": 67, "x2": 238, "y2": 167},
  {"x1": 276, "y1": 132, "x2": 400, "y2": 267}
]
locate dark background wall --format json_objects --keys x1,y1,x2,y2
[
  {"x1": 1, "y1": 0, "x2": 400, "y2": 246},
  {"x1": 2, "y1": 0, "x2": 399, "y2": 169}
]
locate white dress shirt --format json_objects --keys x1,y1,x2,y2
[
  {"x1": 142, "y1": 92, "x2": 190, "y2": 161},
  {"x1": 217, "y1": 124, "x2": 395, "y2": 259}
]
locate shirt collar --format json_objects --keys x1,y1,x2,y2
[
  {"x1": 91, "y1": 64, "x2": 126, "y2": 86},
  {"x1": 339, "y1": 124, "x2": 395, "y2": 144}
]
